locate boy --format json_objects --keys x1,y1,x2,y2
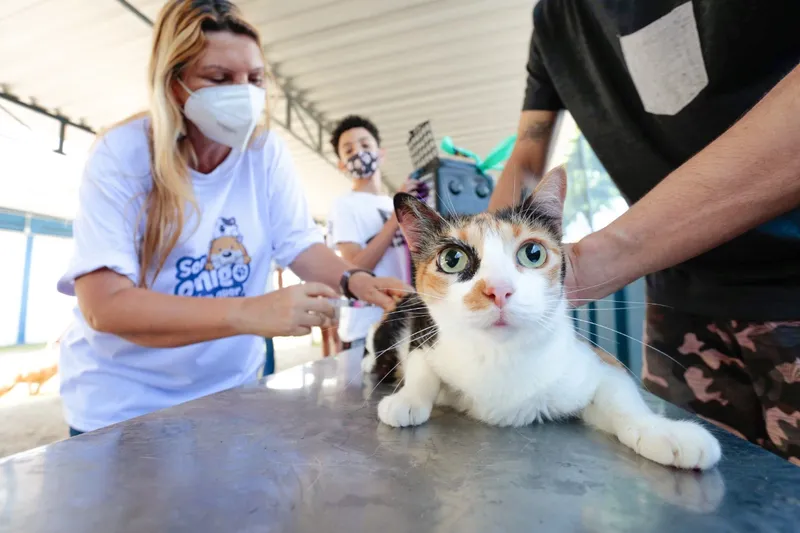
[{"x1": 327, "y1": 115, "x2": 414, "y2": 349}]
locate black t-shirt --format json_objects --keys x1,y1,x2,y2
[{"x1": 525, "y1": 0, "x2": 800, "y2": 321}]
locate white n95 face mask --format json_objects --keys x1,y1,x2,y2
[{"x1": 179, "y1": 79, "x2": 266, "y2": 151}]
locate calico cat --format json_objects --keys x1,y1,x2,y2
[{"x1": 366, "y1": 167, "x2": 721, "y2": 470}]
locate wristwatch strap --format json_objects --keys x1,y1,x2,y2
[{"x1": 340, "y1": 269, "x2": 375, "y2": 300}]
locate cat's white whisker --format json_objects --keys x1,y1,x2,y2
[
  {"x1": 571, "y1": 329, "x2": 640, "y2": 383},
  {"x1": 568, "y1": 315, "x2": 687, "y2": 370},
  {"x1": 374, "y1": 287, "x2": 445, "y2": 301},
  {"x1": 377, "y1": 314, "x2": 432, "y2": 326},
  {"x1": 366, "y1": 331, "x2": 437, "y2": 398},
  {"x1": 346, "y1": 325, "x2": 437, "y2": 390},
  {"x1": 367, "y1": 359, "x2": 405, "y2": 398},
  {"x1": 372, "y1": 324, "x2": 437, "y2": 361},
  {"x1": 565, "y1": 305, "x2": 651, "y2": 311},
  {"x1": 566, "y1": 298, "x2": 674, "y2": 309},
  {"x1": 564, "y1": 274, "x2": 625, "y2": 296}
]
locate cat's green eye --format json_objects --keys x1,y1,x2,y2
[
  {"x1": 438, "y1": 247, "x2": 469, "y2": 274},
  {"x1": 517, "y1": 242, "x2": 547, "y2": 268}
]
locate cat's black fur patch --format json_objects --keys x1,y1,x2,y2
[
  {"x1": 494, "y1": 197, "x2": 562, "y2": 239},
  {"x1": 368, "y1": 294, "x2": 437, "y2": 383}
]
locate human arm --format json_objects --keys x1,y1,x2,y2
[
  {"x1": 75, "y1": 269, "x2": 337, "y2": 348},
  {"x1": 289, "y1": 243, "x2": 409, "y2": 310},
  {"x1": 566, "y1": 62, "x2": 800, "y2": 302},
  {"x1": 488, "y1": 110, "x2": 557, "y2": 211},
  {"x1": 337, "y1": 217, "x2": 400, "y2": 271},
  {"x1": 489, "y1": 34, "x2": 561, "y2": 211}
]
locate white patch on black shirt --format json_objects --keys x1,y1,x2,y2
[{"x1": 619, "y1": 2, "x2": 708, "y2": 116}]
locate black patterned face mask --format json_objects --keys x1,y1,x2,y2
[{"x1": 345, "y1": 150, "x2": 379, "y2": 179}]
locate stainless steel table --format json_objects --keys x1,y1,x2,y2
[{"x1": 1, "y1": 348, "x2": 798, "y2": 533}]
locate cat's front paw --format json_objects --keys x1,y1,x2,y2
[
  {"x1": 617, "y1": 417, "x2": 721, "y2": 470},
  {"x1": 378, "y1": 393, "x2": 432, "y2": 428}
]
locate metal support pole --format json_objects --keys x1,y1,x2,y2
[
  {"x1": 16, "y1": 216, "x2": 33, "y2": 345},
  {"x1": 613, "y1": 288, "x2": 631, "y2": 369},
  {"x1": 56, "y1": 119, "x2": 67, "y2": 154},
  {"x1": 587, "y1": 301, "x2": 598, "y2": 346},
  {"x1": 318, "y1": 121, "x2": 323, "y2": 153},
  {"x1": 263, "y1": 338, "x2": 275, "y2": 377},
  {"x1": 286, "y1": 93, "x2": 292, "y2": 131}
]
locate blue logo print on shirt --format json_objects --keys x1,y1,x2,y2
[{"x1": 174, "y1": 217, "x2": 252, "y2": 298}]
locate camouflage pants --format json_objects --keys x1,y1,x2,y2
[{"x1": 642, "y1": 306, "x2": 800, "y2": 465}]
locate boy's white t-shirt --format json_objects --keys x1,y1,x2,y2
[
  {"x1": 328, "y1": 191, "x2": 412, "y2": 342},
  {"x1": 57, "y1": 116, "x2": 323, "y2": 432}
]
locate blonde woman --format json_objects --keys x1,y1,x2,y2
[{"x1": 56, "y1": 0, "x2": 407, "y2": 436}]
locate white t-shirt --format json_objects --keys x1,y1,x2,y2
[
  {"x1": 327, "y1": 191, "x2": 412, "y2": 342},
  {"x1": 57, "y1": 116, "x2": 323, "y2": 432}
]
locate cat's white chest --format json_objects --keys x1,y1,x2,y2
[{"x1": 426, "y1": 335, "x2": 596, "y2": 427}]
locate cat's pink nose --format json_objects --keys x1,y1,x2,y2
[{"x1": 483, "y1": 283, "x2": 514, "y2": 308}]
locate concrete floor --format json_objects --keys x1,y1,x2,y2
[{"x1": 0, "y1": 337, "x2": 323, "y2": 459}]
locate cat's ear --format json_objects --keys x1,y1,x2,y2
[
  {"x1": 394, "y1": 193, "x2": 446, "y2": 253},
  {"x1": 531, "y1": 165, "x2": 568, "y2": 216},
  {"x1": 519, "y1": 165, "x2": 568, "y2": 232}
]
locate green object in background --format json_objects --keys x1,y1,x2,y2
[
  {"x1": 479, "y1": 135, "x2": 516, "y2": 172},
  {"x1": 440, "y1": 136, "x2": 482, "y2": 165},
  {"x1": 440, "y1": 134, "x2": 517, "y2": 172}
]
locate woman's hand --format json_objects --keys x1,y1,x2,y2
[
  {"x1": 235, "y1": 283, "x2": 338, "y2": 337},
  {"x1": 348, "y1": 273, "x2": 411, "y2": 311}
]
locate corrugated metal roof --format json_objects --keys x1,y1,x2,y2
[{"x1": 0, "y1": 0, "x2": 535, "y2": 217}]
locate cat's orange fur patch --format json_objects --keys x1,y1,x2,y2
[
  {"x1": 591, "y1": 345, "x2": 626, "y2": 370},
  {"x1": 463, "y1": 279, "x2": 492, "y2": 311},
  {"x1": 418, "y1": 262, "x2": 449, "y2": 299},
  {"x1": 449, "y1": 224, "x2": 485, "y2": 256},
  {"x1": 544, "y1": 262, "x2": 561, "y2": 283}
]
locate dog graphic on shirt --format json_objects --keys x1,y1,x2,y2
[{"x1": 205, "y1": 235, "x2": 251, "y2": 271}]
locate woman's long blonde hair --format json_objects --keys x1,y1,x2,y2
[{"x1": 139, "y1": 0, "x2": 267, "y2": 287}]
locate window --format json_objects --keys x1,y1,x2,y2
[{"x1": 545, "y1": 112, "x2": 629, "y2": 242}]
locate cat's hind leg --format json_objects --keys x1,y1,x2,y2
[
  {"x1": 581, "y1": 364, "x2": 721, "y2": 470},
  {"x1": 378, "y1": 350, "x2": 440, "y2": 428}
]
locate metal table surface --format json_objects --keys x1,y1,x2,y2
[{"x1": 1, "y1": 349, "x2": 798, "y2": 533}]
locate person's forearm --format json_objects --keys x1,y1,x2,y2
[
  {"x1": 489, "y1": 110, "x2": 556, "y2": 211},
  {"x1": 84, "y1": 287, "x2": 244, "y2": 347},
  {"x1": 290, "y1": 243, "x2": 353, "y2": 291},
  {"x1": 582, "y1": 62, "x2": 800, "y2": 292},
  {"x1": 349, "y1": 220, "x2": 398, "y2": 270}
]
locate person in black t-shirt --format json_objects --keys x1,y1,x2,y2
[{"x1": 490, "y1": 1, "x2": 800, "y2": 463}]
